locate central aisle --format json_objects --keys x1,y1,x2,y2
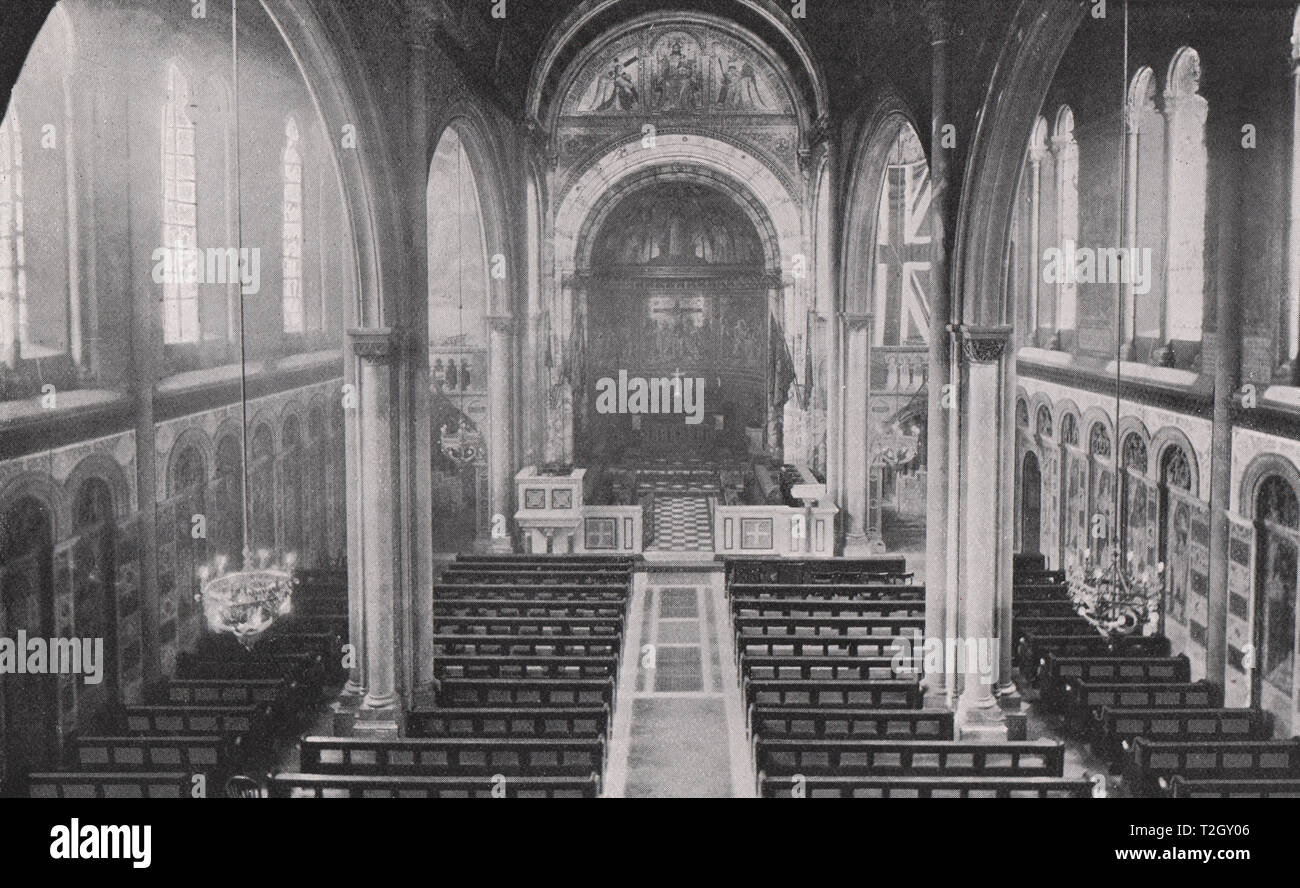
[{"x1": 603, "y1": 569, "x2": 754, "y2": 797}]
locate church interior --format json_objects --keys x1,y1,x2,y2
[{"x1": 2, "y1": 0, "x2": 1300, "y2": 800}]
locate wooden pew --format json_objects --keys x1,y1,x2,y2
[
  {"x1": 197, "y1": 631, "x2": 343, "y2": 679},
  {"x1": 1019, "y1": 633, "x2": 1171, "y2": 681},
  {"x1": 732, "y1": 598, "x2": 926, "y2": 619},
  {"x1": 1040, "y1": 653, "x2": 1191, "y2": 710},
  {"x1": 433, "y1": 599, "x2": 626, "y2": 619},
  {"x1": 406, "y1": 706, "x2": 610, "y2": 740},
  {"x1": 735, "y1": 615, "x2": 924, "y2": 641},
  {"x1": 433, "y1": 615, "x2": 623, "y2": 638},
  {"x1": 729, "y1": 558, "x2": 909, "y2": 586},
  {"x1": 176, "y1": 652, "x2": 325, "y2": 690},
  {"x1": 1062, "y1": 681, "x2": 1223, "y2": 735},
  {"x1": 431, "y1": 635, "x2": 619, "y2": 658},
  {"x1": 438, "y1": 677, "x2": 615, "y2": 708},
  {"x1": 1013, "y1": 617, "x2": 1097, "y2": 646},
  {"x1": 119, "y1": 704, "x2": 274, "y2": 747},
  {"x1": 741, "y1": 655, "x2": 908, "y2": 682},
  {"x1": 1095, "y1": 707, "x2": 1272, "y2": 761},
  {"x1": 72, "y1": 735, "x2": 232, "y2": 777},
  {"x1": 299, "y1": 735, "x2": 605, "y2": 779},
  {"x1": 1011, "y1": 584, "x2": 1073, "y2": 602},
  {"x1": 434, "y1": 654, "x2": 617, "y2": 680},
  {"x1": 1011, "y1": 600, "x2": 1080, "y2": 618},
  {"x1": 756, "y1": 738, "x2": 1066, "y2": 778},
  {"x1": 29, "y1": 772, "x2": 193, "y2": 799},
  {"x1": 743, "y1": 678, "x2": 922, "y2": 709},
  {"x1": 439, "y1": 569, "x2": 631, "y2": 585},
  {"x1": 729, "y1": 583, "x2": 925, "y2": 601},
  {"x1": 1164, "y1": 776, "x2": 1300, "y2": 798},
  {"x1": 1123, "y1": 738, "x2": 1300, "y2": 798},
  {"x1": 455, "y1": 554, "x2": 635, "y2": 566},
  {"x1": 434, "y1": 584, "x2": 629, "y2": 602},
  {"x1": 738, "y1": 637, "x2": 913, "y2": 659},
  {"x1": 161, "y1": 678, "x2": 290, "y2": 706},
  {"x1": 268, "y1": 772, "x2": 601, "y2": 798},
  {"x1": 758, "y1": 774, "x2": 1092, "y2": 798},
  {"x1": 750, "y1": 708, "x2": 954, "y2": 741}
]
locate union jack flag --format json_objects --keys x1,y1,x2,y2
[{"x1": 874, "y1": 159, "x2": 933, "y2": 346}]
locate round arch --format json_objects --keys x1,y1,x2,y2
[
  {"x1": 1240, "y1": 453, "x2": 1300, "y2": 520},
  {"x1": 64, "y1": 454, "x2": 132, "y2": 521},
  {"x1": 1080, "y1": 407, "x2": 1115, "y2": 456},
  {"x1": 0, "y1": 472, "x2": 67, "y2": 543},
  {"x1": 573, "y1": 166, "x2": 786, "y2": 276},
  {"x1": 839, "y1": 92, "x2": 925, "y2": 316},
  {"x1": 1151, "y1": 426, "x2": 1202, "y2": 499},
  {"x1": 527, "y1": 0, "x2": 829, "y2": 130},
  {"x1": 555, "y1": 133, "x2": 802, "y2": 278},
  {"x1": 165, "y1": 427, "x2": 214, "y2": 496},
  {"x1": 1117, "y1": 417, "x2": 1153, "y2": 476},
  {"x1": 258, "y1": 0, "x2": 401, "y2": 329},
  {"x1": 953, "y1": 0, "x2": 1086, "y2": 327},
  {"x1": 428, "y1": 109, "x2": 516, "y2": 318}
]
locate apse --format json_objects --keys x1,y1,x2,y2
[{"x1": 578, "y1": 182, "x2": 772, "y2": 463}]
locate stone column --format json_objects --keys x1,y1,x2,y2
[
  {"x1": 1027, "y1": 140, "x2": 1047, "y2": 344},
  {"x1": 1207, "y1": 109, "x2": 1245, "y2": 692},
  {"x1": 350, "y1": 328, "x2": 400, "y2": 731},
  {"x1": 487, "y1": 316, "x2": 516, "y2": 553},
  {"x1": 842, "y1": 313, "x2": 877, "y2": 555},
  {"x1": 923, "y1": 3, "x2": 954, "y2": 701},
  {"x1": 1121, "y1": 100, "x2": 1141, "y2": 361},
  {"x1": 1283, "y1": 46, "x2": 1300, "y2": 384},
  {"x1": 956, "y1": 325, "x2": 1012, "y2": 737}
]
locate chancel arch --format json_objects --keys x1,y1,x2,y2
[{"x1": 837, "y1": 97, "x2": 930, "y2": 554}]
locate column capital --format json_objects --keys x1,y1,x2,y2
[
  {"x1": 487, "y1": 315, "x2": 517, "y2": 336},
  {"x1": 349, "y1": 327, "x2": 398, "y2": 363},
  {"x1": 921, "y1": 0, "x2": 955, "y2": 44},
  {"x1": 841, "y1": 311, "x2": 873, "y2": 332},
  {"x1": 956, "y1": 324, "x2": 1013, "y2": 364}
]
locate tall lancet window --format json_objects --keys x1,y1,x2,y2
[
  {"x1": 1052, "y1": 105, "x2": 1079, "y2": 334},
  {"x1": 1020, "y1": 116, "x2": 1050, "y2": 345},
  {"x1": 282, "y1": 116, "x2": 304, "y2": 334},
  {"x1": 1126, "y1": 67, "x2": 1165, "y2": 349},
  {"x1": 0, "y1": 111, "x2": 24, "y2": 366},
  {"x1": 162, "y1": 64, "x2": 199, "y2": 344},
  {"x1": 1161, "y1": 47, "x2": 1207, "y2": 348}
]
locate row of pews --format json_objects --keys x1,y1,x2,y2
[
  {"x1": 27, "y1": 567, "x2": 347, "y2": 798},
  {"x1": 267, "y1": 555, "x2": 635, "y2": 798},
  {"x1": 1014, "y1": 552, "x2": 1300, "y2": 798},
  {"x1": 732, "y1": 557, "x2": 1093, "y2": 798}
]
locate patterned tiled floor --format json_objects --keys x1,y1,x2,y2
[
  {"x1": 604, "y1": 572, "x2": 753, "y2": 797},
  {"x1": 648, "y1": 495, "x2": 715, "y2": 552}
]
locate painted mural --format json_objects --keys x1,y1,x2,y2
[{"x1": 563, "y1": 23, "x2": 795, "y2": 119}]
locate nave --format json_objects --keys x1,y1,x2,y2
[
  {"x1": 24, "y1": 550, "x2": 1297, "y2": 798},
  {"x1": 5, "y1": 0, "x2": 1300, "y2": 809}
]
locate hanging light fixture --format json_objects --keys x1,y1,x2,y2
[
  {"x1": 1065, "y1": 0, "x2": 1163, "y2": 638},
  {"x1": 195, "y1": 0, "x2": 295, "y2": 648}
]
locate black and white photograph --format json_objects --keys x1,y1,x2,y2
[{"x1": 0, "y1": 0, "x2": 1291, "y2": 860}]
